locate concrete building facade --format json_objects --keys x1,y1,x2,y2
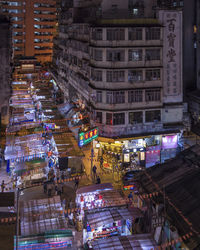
[
  {"x1": 53, "y1": 0, "x2": 184, "y2": 139},
  {"x1": 0, "y1": 15, "x2": 12, "y2": 126},
  {"x1": 0, "y1": 0, "x2": 58, "y2": 63}
]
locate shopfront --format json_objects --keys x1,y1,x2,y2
[
  {"x1": 161, "y1": 134, "x2": 178, "y2": 163},
  {"x1": 94, "y1": 133, "x2": 180, "y2": 170},
  {"x1": 122, "y1": 139, "x2": 146, "y2": 170}
]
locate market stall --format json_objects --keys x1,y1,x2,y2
[
  {"x1": 20, "y1": 196, "x2": 68, "y2": 236},
  {"x1": 83, "y1": 207, "x2": 143, "y2": 244},
  {"x1": 4, "y1": 133, "x2": 49, "y2": 186},
  {"x1": 76, "y1": 183, "x2": 127, "y2": 212},
  {"x1": 17, "y1": 196, "x2": 73, "y2": 249},
  {"x1": 90, "y1": 234, "x2": 157, "y2": 249}
]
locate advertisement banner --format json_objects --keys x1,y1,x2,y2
[
  {"x1": 162, "y1": 135, "x2": 177, "y2": 149},
  {"x1": 145, "y1": 149, "x2": 160, "y2": 168}
]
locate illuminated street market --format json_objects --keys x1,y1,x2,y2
[{"x1": 1, "y1": 1, "x2": 200, "y2": 250}]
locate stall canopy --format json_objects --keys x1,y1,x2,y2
[
  {"x1": 76, "y1": 183, "x2": 113, "y2": 195},
  {"x1": 91, "y1": 234, "x2": 157, "y2": 250},
  {"x1": 54, "y1": 132, "x2": 84, "y2": 158},
  {"x1": 20, "y1": 196, "x2": 67, "y2": 236},
  {"x1": 86, "y1": 207, "x2": 143, "y2": 229}
]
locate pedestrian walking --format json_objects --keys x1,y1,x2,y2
[
  {"x1": 55, "y1": 184, "x2": 58, "y2": 193},
  {"x1": 61, "y1": 173, "x2": 65, "y2": 181},
  {"x1": 128, "y1": 191, "x2": 133, "y2": 202},
  {"x1": 57, "y1": 184, "x2": 62, "y2": 196},
  {"x1": 61, "y1": 182, "x2": 64, "y2": 193},
  {"x1": 12, "y1": 181, "x2": 16, "y2": 190},
  {"x1": 96, "y1": 176, "x2": 101, "y2": 184},
  {"x1": 69, "y1": 212, "x2": 74, "y2": 226},
  {"x1": 43, "y1": 182, "x2": 47, "y2": 193},
  {"x1": 92, "y1": 165, "x2": 97, "y2": 179},
  {"x1": 1, "y1": 180, "x2": 5, "y2": 192},
  {"x1": 100, "y1": 156, "x2": 103, "y2": 168},
  {"x1": 74, "y1": 177, "x2": 79, "y2": 189},
  {"x1": 48, "y1": 184, "x2": 52, "y2": 197}
]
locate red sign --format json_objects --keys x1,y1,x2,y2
[
  {"x1": 89, "y1": 131, "x2": 93, "y2": 138},
  {"x1": 145, "y1": 150, "x2": 160, "y2": 168},
  {"x1": 85, "y1": 133, "x2": 89, "y2": 140}
]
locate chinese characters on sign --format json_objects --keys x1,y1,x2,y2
[
  {"x1": 161, "y1": 11, "x2": 182, "y2": 98},
  {"x1": 78, "y1": 127, "x2": 98, "y2": 147}
]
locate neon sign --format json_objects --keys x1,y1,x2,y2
[{"x1": 78, "y1": 127, "x2": 98, "y2": 147}]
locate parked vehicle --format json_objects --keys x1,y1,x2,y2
[{"x1": 122, "y1": 170, "x2": 141, "y2": 190}]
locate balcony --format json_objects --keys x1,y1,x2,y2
[
  {"x1": 90, "y1": 39, "x2": 163, "y2": 48},
  {"x1": 68, "y1": 74, "x2": 90, "y2": 100},
  {"x1": 96, "y1": 123, "x2": 164, "y2": 138},
  {"x1": 90, "y1": 59, "x2": 162, "y2": 69},
  {"x1": 93, "y1": 100, "x2": 162, "y2": 111}
]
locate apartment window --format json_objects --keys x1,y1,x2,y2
[
  {"x1": 14, "y1": 39, "x2": 23, "y2": 44},
  {"x1": 146, "y1": 49, "x2": 160, "y2": 60},
  {"x1": 111, "y1": 4, "x2": 118, "y2": 11},
  {"x1": 128, "y1": 70, "x2": 143, "y2": 82},
  {"x1": 13, "y1": 24, "x2": 23, "y2": 29},
  {"x1": 145, "y1": 110, "x2": 161, "y2": 123},
  {"x1": 96, "y1": 112, "x2": 102, "y2": 123},
  {"x1": 128, "y1": 90, "x2": 143, "y2": 103},
  {"x1": 106, "y1": 71, "x2": 125, "y2": 82},
  {"x1": 91, "y1": 70, "x2": 102, "y2": 81},
  {"x1": 133, "y1": 8, "x2": 139, "y2": 15},
  {"x1": 113, "y1": 113, "x2": 125, "y2": 125},
  {"x1": 34, "y1": 24, "x2": 40, "y2": 29},
  {"x1": 106, "y1": 91, "x2": 113, "y2": 104},
  {"x1": 8, "y1": 2, "x2": 22, "y2": 6},
  {"x1": 92, "y1": 28, "x2": 102, "y2": 40},
  {"x1": 146, "y1": 28, "x2": 161, "y2": 40},
  {"x1": 146, "y1": 69, "x2": 160, "y2": 81},
  {"x1": 12, "y1": 17, "x2": 23, "y2": 22},
  {"x1": 8, "y1": 9, "x2": 21, "y2": 14},
  {"x1": 129, "y1": 111, "x2": 143, "y2": 124},
  {"x1": 96, "y1": 91, "x2": 102, "y2": 103},
  {"x1": 35, "y1": 32, "x2": 52, "y2": 36},
  {"x1": 107, "y1": 29, "x2": 125, "y2": 41},
  {"x1": 128, "y1": 49, "x2": 142, "y2": 61},
  {"x1": 145, "y1": 89, "x2": 161, "y2": 102},
  {"x1": 94, "y1": 49, "x2": 103, "y2": 61},
  {"x1": 106, "y1": 113, "x2": 113, "y2": 125},
  {"x1": 128, "y1": 28, "x2": 142, "y2": 40},
  {"x1": 113, "y1": 91, "x2": 125, "y2": 104},
  {"x1": 14, "y1": 47, "x2": 22, "y2": 51},
  {"x1": 106, "y1": 91, "x2": 125, "y2": 104},
  {"x1": 106, "y1": 50, "x2": 125, "y2": 61},
  {"x1": 34, "y1": 10, "x2": 54, "y2": 15},
  {"x1": 13, "y1": 32, "x2": 23, "y2": 36}
]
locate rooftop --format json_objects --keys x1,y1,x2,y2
[{"x1": 135, "y1": 144, "x2": 200, "y2": 249}]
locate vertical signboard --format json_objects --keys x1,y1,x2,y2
[{"x1": 159, "y1": 10, "x2": 182, "y2": 103}]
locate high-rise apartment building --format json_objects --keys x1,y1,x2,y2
[
  {"x1": 0, "y1": 0, "x2": 58, "y2": 63},
  {"x1": 53, "y1": 0, "x2": 185, "y2": 165},
  {"x1": 0, "y1": 14, "x2": 12, "y2": 125}
]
